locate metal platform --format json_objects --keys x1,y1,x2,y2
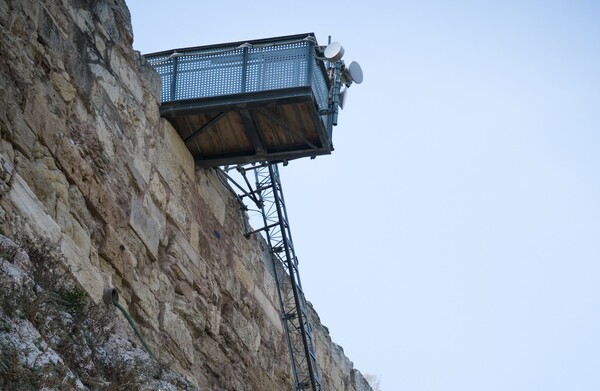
[{"x1": 145, "y1": 33, "x2": 334, "y2": 167}]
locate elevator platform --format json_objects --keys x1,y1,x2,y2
[{"x1": 145, "y1": 33, "x2": 334, "y2": 167}]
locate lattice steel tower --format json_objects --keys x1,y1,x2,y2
[{"x1": 220, "y1": 163, "x2": 322, "y2": 390}]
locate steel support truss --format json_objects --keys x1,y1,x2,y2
[{"x1": 218, "y1": 163, "x2": 322, "y2": 391}]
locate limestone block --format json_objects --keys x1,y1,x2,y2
[
  {"x1": 148, "y1": 169, "x2": 166, "y2": 209},
  {"x1": 93, "y1": 2, "x2": 116, "y2": 40},
  {"x1": 67, "y1": 185, "x2": 93, "y2": 231},
  {"x1": 131, "y1": 152, "x2": 151, "y2": 186},
  {"x1": 149, "y1": 121, "x2": 194, "y2": 201},
  {"x1": 162, "y1": 120, "x2": 194, "y2": 180},
  {"x1": 129, "y1": 192, "x2": 165, "y2": 259},
  {"x1": 142, "y1": 268, "x2": 171, "y2": 298},
  {"x1": 98, "y1": 224, "x2": 137, "y2": 280},
  {"x1": 53, "y1": 139, "x2": 87, "y2": 182},
  {"x1": 196, "y1": 333, "x2": 228, "y2": 376},
  {"x1": 166, "y1": 193, "x2": 188, "y2": 232},
  {"x1": 60, "y1": 234, "x2": 104, "y2": 304},
  {"x1": 23, "y1": 82, "x2": 55, "y2": 149},
  {"x1": 8, "y1": 174, "x2": 61, "y2": 244},
  {"x1": 71, "y1": 97, "x2": 91, "y2": 125},
  {"x1": 126, "y1": 157, "x2": 147, "y2": 191},
  {"x1": 84, "y1": 174, "x2": 127, "y2": 230},
  {"x1": 55, "y1": 200, "x2": 74, "y2": 237},
  {"x1": 0, "y1": 140, "x2": 15, "y2": 169},
  {"x1": 166, "y1": 261, "x2": 192, "y2": 286},
  {"x1": 63, "y1": 215, "x2": 91, "y2": 260},
  {"x1": 29, "y1": 156, "x2": 69, "y2": 207},
  {"x1": 40, "y1": 0, "x2": 71, "y2": 38},
  {"x1": 130, "y1": 281, "x2": 160, "y2": 330},
  {"x1": 196, "y1": 171, "x2": 226, "y2": 226},
  {"x1": 36, "y1": 3, "x2": 64, "y2": 53},
  {"x1": 6, "y1": 103, "x2": 36, "y2": 158},
  {"x1": 170, "y1": 233, "x2": 207, "y2": 280},
  {"x1": 142, "y1": 95, "x2": 160, "y2": 126},
  {"x1": 262, "y1": 267, "x2": 278, "y2": 303},
  {"x1": 162, "y1": 302, "x2": 195, "y2": 365},
  {"x1": 92, "y1": 114, "x2": 116, "y2": 160},
  {"x1": 89, "y1": 63, "x2": 120, "y2": 106},
  {"x1": 49, "y1": 71, "x2": 76, "y2": 102},
  {"x1": 94, "y1": 34, "x2": 107, "y2": 63},
  {"x1": 233, "y1": 255, "x2": 254, "y2": 294},
  {"x1": 175, "y1": 279, "x2": 194, "y2": 301},
  {"x1": 206, "y1": 302, "x2": 222, "y2": 336},
  {"x1": 189, "y1": 221, "x2": 200, "y2": 254},
  {"x1": 224, "y1": 269, "x2": 241, "y2": 302},
  {"x1": 150, "y1": 151, "x2": 179, "y2": 200},
  {"x1": 136, "y1": 54, "x2": 162, "y2": 102},
  {"x1": 231, "y1": 307, "x2": 261, "y2": 352},
  {"x1": 254, "y1": 286, "x2": 283, "y2": 333},
  {"x1": 109, "y1": 48, "x2": 144, "y2": 103},
  {"x1": 170, "y1": 298, "x2": 207, "y2": 361},
  {"x1": 66, "y1": 5, "x2": 93, "y2": 34},
  {"x1": 156, "y1": 272, "x2": 172, "y2": 295},
  {"x1": 14, "y1": 156, "x2": 53, "y2": 212}
]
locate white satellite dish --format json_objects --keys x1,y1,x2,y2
[
  {"x1": 347, "y1": 61, "x2": 363, "y2": 84},
  {"x1": 324, "y1": 42, "x2": 345, "y2": 61}
]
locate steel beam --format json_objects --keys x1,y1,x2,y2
[{"x1": 183, "y1": 112, "x2": 226, "y2": 143}]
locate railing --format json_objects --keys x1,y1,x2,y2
[{"x1": 145, "y1": 34, "x2": 331, "y2": 117}]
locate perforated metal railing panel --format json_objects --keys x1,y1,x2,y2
[
  {"x1": 246, "y1": 43, "x2": 309, "y2": 92},
  {"x1": 311, "y1": 60, "x2": 329, "y2": 111},
  {"x1": 175, "y1": 49, "x2": 245, "y2": 100},
  {"x1": 145, "y1": 37, "x2": 329, "y2": 108}
]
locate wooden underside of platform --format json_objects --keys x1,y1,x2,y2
[{"x1": 160, "y1": 87, "x2": 333, "y2": 168}]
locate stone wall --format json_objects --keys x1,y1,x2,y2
[{"x1": 0, "y1": 0, "x2": 372, "y2": 389}]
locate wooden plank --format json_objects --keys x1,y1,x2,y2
[
  {"x1": 239, "y1": 110, "x2": 265, "y2": 155},
  {"x1": 255, "y1": 106, "x2": 282, "y2": 149},
  {"x1": 211, "y1": 111, "x2": 238, "y2": 153},
  {"x1": 162, "y1": 89, "x2": 333, "y2": 167},
  {"x1": 293, "y1": 102, "x2": 320, "y2": 145},
  {"x1": 272, "y1": 104, "x2": 320, "y2": 149},
  {"x1": 281, "y1": 104, "x2": 301, "y2": 145}
]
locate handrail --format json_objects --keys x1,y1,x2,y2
[{"x1": 144, "y1": 34, "x2": 330, "y2": 116}]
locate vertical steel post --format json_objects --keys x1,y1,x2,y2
[
  {"x1": 241, "y1": 46, "x2": 248, "y2": 93},
  {"x1": 306, "y1": 41, "x2": 314, "y2": 86},
  {"x1": 171, "y1": 56, "x2": 179, "y2": 101}
]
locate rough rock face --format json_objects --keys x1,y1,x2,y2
[
  {"x1": 0, "y1": 0, "x2": 372, "y2": 390},
  {"x1": 0, "y1": 233, "x2": 196, "y2": 390}
]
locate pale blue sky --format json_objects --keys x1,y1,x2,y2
[{"x1": 126, "y1": 1, "x2": 600, "y2": 389}]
